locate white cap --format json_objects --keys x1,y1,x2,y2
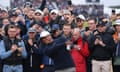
[
  {"x1": 50, "y1": 9, "x2": 58, "y2": 14},
  {"x1": 2, "y1": 8, "x2": 8, "y2": 13},
  {"x1": 35, "y1": 9, "x2": 44, "y2": 16},
  {"x1": 76, "y1": 14, "x2": 86, "y2": 21},
  {"x1": 63, "y1": 9, "x2": 71, "y2": 15},
  {"x1": 40, "y1": 31, "x2": 50, "y2": 38},
  {"x1": 114, "y1": 19, "x2": 120, "y2": 25}
]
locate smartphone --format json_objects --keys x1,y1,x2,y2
[
  {"x1": 85, "y1": 27, "x2": 89, "y2": 31},
  {"x1": 68, "y1": 0, "x2": 72, "y2": 6},
  {"x1": 96, "y1": 35, "x2": 102, "y2": 41}
]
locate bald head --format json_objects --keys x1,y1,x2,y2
[
  {"x1": 72, "y1": 28, "x2": 80, "y2": 34},
  {"x1": 72, "y1": 28, "x2": 81, "y2": 40}
]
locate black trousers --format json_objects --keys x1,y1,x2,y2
[
  {"x1": 0, "y1": 61, "x2": 3, "y2": 72},
  {"x1": 113, "y1": 65, "x2": 120, "y2": 72},
  {"x1": 42, "y1": 65, "x2": 55, "y2": 72},
  {"x1": 0, "y1": 64, "x2": 2, "y2": 72},
  {"x1": 86, "y1": 57, "x2": 92, "y2": 72}
]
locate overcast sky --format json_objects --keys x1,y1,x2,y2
[
  {"x1": 72, "y1": 0, "x2": 120, "y2": 7},
  {"x1": 0, "y1": 0, "x2": 10, "y2": 7}
]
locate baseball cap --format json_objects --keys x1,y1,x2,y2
[
  {"x1": 9, "y1": 12, "x2": 18, "y2": 17},
  {"x1": 1, "y1": 8, "x2": 8, "y2": 13},
  {"x1": 76, "y1": 14, "x2": 86, "y2": 21},
  {"x1": 35, "y1": 9, "x2": 44, "y2": 16},
  {"x1": 63, "y1": 9, "x2": 71, "y2": 15},
  {"x1": 51, "y1": 24, "x2": 60, "y2": 31},
  {"x1": 114, "y1": 19, "x2": 120, "y2": 26},
  {"x1": 28, "y1": 28, "x2": 36, "y2": 33},
  {"x1": 97, "y1": 21, "x2": 106, "y2": 27},
  {"x1": 40, "y1": 31, "x2": 50, "y2": 38},
  {"x1": 50, "y1": 9, "x2": 58, "y2": 14}
]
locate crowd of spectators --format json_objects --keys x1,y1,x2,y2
[{"x1": 0, "y1": 0, "x2": 120, "y2": 72}]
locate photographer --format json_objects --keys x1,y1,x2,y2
[
  {"x1": 88, "y1": 22, "x2": 115, "y2": 72},
  {"x1": 70, "y1": 28, "x2": 89, "y2": 72}
]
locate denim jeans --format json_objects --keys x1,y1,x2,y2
[{"x1": 3, "y1": 64, "x2": 23, "y2": 72}]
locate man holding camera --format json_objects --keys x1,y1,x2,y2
[
  {"x1": 88, "y1": 21, "x2": 115, "y2": 72},
  {"x1": 0, "y1": 25, "x2": 27, "y2": 72}
]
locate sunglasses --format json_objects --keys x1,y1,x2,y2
[
  {"x1": 76, "y1": 19, "x2": 82, "y2": 22},
  {"x1": 51, "y1": 12, "x2": 57, "y2": 15},
  {"x1": 35, "y1": 13, "x2": 41, "y2": 16}
]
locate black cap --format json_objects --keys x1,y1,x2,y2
[
  {"x1": 30, "y1": 21, "x2": 44, "y2": 27},
  {"x1": 51, "y1": 24, "x2": 60, "y2": 31},
  {"x1": 9, "y1": 12, "x2": 18, "y2": 17},
  {"x1": 97, "y1": 21, "x2": 106, "y2": 27}
]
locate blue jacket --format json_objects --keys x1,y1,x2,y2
[{"x1": 0, "y1": 40, "x2": 27, "y2": 60}]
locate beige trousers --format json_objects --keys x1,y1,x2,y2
[{"x1": 92, "y1": 60, "x2": 112, "y2": 72}]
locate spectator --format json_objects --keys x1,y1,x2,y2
[
  {"x1": 0, "y1": 28, "x2": 5, "y2": 72},
  {"x1": 0, "y1": 25, "x2": 27, "y2": 72},
  {"x1": 23, "y1": 28, "x2": 41, "y2": 72},
  {"x1": 1, "y1": 9, "x2": 9, "y2": 19},
  {"x1": 9, "y1": 12, "x2": 27, "y2": 37},
  {"x1": 44, "y1": 9, "x2": 59, "y2": 32},
  {"x1": 55, "y1": 9, "x2": 76, "y2": 29},
  {"x1": 62, "y1": 24, "x2": 72, "y2": 40},
  {"x1": 23, "y1": 21, "x2": 44, "y2": 40},
  {"x1": 34, "y1": 9, "x2": 44, "y2": 26},
  {"x1": 70, "y1": 28, "x2": 89, "y2": 72},
  {"x1": 0, "y1": 28, "x2": 5, "y2": 40},
  {"x1": 116, "y1": 13, "x2": 120, "y2": 20},
  {"x1": 51, "y1": 24, "x2": 62, "y2": 39},
  {"x1": 9, "y1": 12, "x2": 18, "y2": 24},
  {"x1": 14, "y1": 8, "x2": 23, "y2": 17},
  {"x1": 113, "y1": 19, "x2": 120, "y2": 72},
  {"x1": 15, "y1": 25, "x2": 22, "y2": 39},
  {"x1": 1, "y1": 18, "x2": 10, "y2": 29},
  {"x1": 88, "y1": 21, "x2": 115, "y2": 72},
  {"x1": 84, "y1": 18, "x2": 97, "y2": 40},
  {"x1": 76, "y1": 14, "x2": 86, "y2": 37},
  {"x1": 25, "y1": 9, "x2": 35, "y2": 29},
  {"x1": 49, "y1": 9, "x2": 59, "y2": 26}
]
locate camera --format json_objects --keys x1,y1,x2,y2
[
  {"x1": 24, "y1": 2, "x2": 33, "y2": 8},
  {"x1": 95, "y1": 34, "x2": 102, "y2": 40}
]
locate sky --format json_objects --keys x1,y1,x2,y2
[
  {"x1": 0, "y1": 0, "x2": 10, "y2": 8},
  {"x1": 72, "y1": 0, "x2": 120, "y2": 7}
]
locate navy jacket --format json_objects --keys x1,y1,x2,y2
[
  {"x1": 45, "y1": 36, "x2": 75, "y2": 70},
  {"x1": 31, "y1": 42, "x2": 54, "y2": 65}
]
